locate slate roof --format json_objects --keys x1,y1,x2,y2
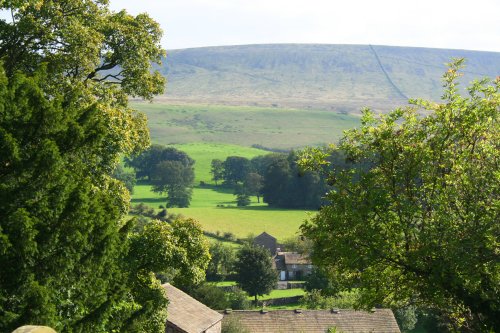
[
  {"x1": 222, "y1": 309, "x2": 401, "y2": 333},
  {"x1": 255, "y1": 232, "x2": 277, "y2": 241},
  {"x1": 281, "y1": 252, "x2": 311, "y2": 265},
  {"x1": 163, "y1": 283, "x2": 223, "y2": 333}
]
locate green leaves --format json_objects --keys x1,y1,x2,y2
[{"x1": 302, "y1": 60, "x2": 500, "y2": 331}]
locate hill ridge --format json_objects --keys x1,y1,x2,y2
[{"x1": 156, "y1": 44, "x2": 500, "y2": 112}]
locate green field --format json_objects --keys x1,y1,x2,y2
[
  {"x1": 131, "y1": 102, "x2": 360, "y2": 150},
  {"x1": 132, "y1": 183, "x2": 311, "y2": 241},
  {"x1": 249, "y1": 288, "x2": 305, "y2": 301},
  {"x1": 130, "y1": 141, "x2": 313, "y2": 240},
  {"x1": 169, "y1": 142, "x2": 267, "y2": 183}
]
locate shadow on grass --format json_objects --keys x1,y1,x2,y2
[
  {"x1": 216, "y1": 205, "x2": 306, "y2": 212},
  {"x1": 131, "y1": 198, "x2": 165, "y2": 204},
  {"x1": 196, "y1": 184, "x2": 235, "y2": 194}
]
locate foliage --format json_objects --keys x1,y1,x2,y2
[
  {"x1": 281, "y1": 236, "x2": 312, "y2": 254},
  {"x1": 0, "y1": 1, "x2": 206, "y2": 332},
  {"x1": 301, "y1": 60, "x2": 500, "y2": 331},
  {"x1": 210, "y1": 159, "x2": 224, "y2": 186},
  {"x1": 262, "y1": 152, "x2": 327, "y2": 209},
  {"x1": 304, "y1": 268, "x2": 338, "y2": 295},
  {"x1": 234, "y1": 245, "x2": 277, "y2": 303},
  {"x1": 227, "y1": 287, "x2": 251, "y2": 310},
  {"x1": 206, "y1": 242, "x2": 236, "y2": 281},
  {"x1": 301, "y1": 290, "x2": 359, "y2": 310},
  {"x1": 151, "y1": 159, "x2": 194, "y2": 207},
  {"x1": 189, "y1": 283, "x2": 230, "y2": 310},
  {"x1": 223, "y1": 156, "x2": 251, "y2": 186},
  {"x1": 126, "y1": 144, "x2": 194, "y2": 180},
  {"x1": 113, "y1": 164, "x2": 136, "y2": 193},
  {"x1": 234, "y1": 184, "x2": 251, "y2": 207},
  {"x1": 394, "y1": 305, "x2": 418, "y2": 332},
  {"x1": 221, "y1": 316, "x2": 250, "y2": 333},
  {"x1": 244, "y1": 172, "x2": 264, "y2": 202}
]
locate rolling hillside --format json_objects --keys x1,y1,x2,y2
[{"x1": 155, "y1": 44, "x2": 500, "y2": 112}]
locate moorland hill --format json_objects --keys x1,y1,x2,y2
[{"x1": 157, "y1": 44, "x2": 500, "y2": 112}]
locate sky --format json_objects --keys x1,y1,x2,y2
[{"x1": 109, "y1": 0, "x2": 500, "y2": 52}]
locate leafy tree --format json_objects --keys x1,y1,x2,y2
[
  {"x1": 0, "y1": 1, "x2": 207, "y2": 332},
  {"x1": 151, "y1": 160, "x2": 194, "y2": 207},
  {"x1": 210, "y1": 159, "x2": 224, "y2": 186},
  {"x1": 234, "y1": 245, "x2": 277, "y2": 304},
  {"x1": 206, "y1": 242, "x2": 236, "y2": 281},
  {"x1": 234, "y1": 184, "x2": 251, "y2": 207},
  {"x1": 223, "y1": 156, "x2": 251, "y2": 186},
  {"x1": 126, "y1": 145, "x2": 194, "y2": 180},
  {"x1": 300, "y1": 60, "x2": 500, "y2": 331},
  {"x1": 244, "y1": 172, "x2": 263, "y2": 203},
  {"x1": 113, "y1": 164, "x2": 136, "y2": 193},
  {"x1": 261, "y1": 152, "x2": 326, "y2": 209},
  {"x1": 190, "y1": 283, "x2": 230, "y2": 310}
]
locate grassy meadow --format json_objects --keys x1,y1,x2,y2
[
  {"x1": 129, "y1": 140, "x2": 315, "y2": 241},
  {"x1": 131, "y1": 102, "x2": 360, "y2": 150},
  {"x1": 132, "y1": 182, "x2": 312, "y2": 241},
  {"x1": 129, "y1": 101, "x2": 354, "y2": 240}
]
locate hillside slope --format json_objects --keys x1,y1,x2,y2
[{"x1": 157, "y1": 44, "x2": 500, "y2": 112}]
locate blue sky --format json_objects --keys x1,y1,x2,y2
[{"x1": 110, "y1": 0, "x2": 500, "y2": 52}]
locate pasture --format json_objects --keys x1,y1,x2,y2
[
  {"x1": 132, "y1": 183, "x2": 312, "y2": 241},
  {"x1": 131, "y1": 102, "x2": 360, "y2": 150}
]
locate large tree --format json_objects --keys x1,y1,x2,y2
[
  {"x1": 234, "y1": 245, "x2": 277, "y2": 304},
  {"x1": 151, "y1": 160, "x2": 195, "y2": 207},
  {"x1": 0, "y1": 1, "x2": 208, "y2": 332},
  {"x1": 301, "y1": 60, "x2": 500, "y2": 332}
]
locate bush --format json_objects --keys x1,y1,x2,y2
[
  {"x1": 301, "y1": 289, "x2": 359, "y2": 309},
  {"x1": 222, "y1": 316, "x2": 250, "y2": 333},
  {"x1": 191, "y1": 283, "x2": 229, "y2": 310},
  {"x1": 227, "y1": 287, "x2": 251, "y2": 310}
]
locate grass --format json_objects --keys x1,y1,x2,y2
[
  {"x1": 131, "y1": 102, "x2": 360, "y2": 150},
  {"x1": 214, "y1": 281, "x2": 237, "y2": 287},
  {"x1": 253, "y1": 289, "x2": 306, "y2": 301},
  {"x1": 131, "y1": 183, "x2": 312, "y2": 241},
  {"x1": 169, "y1": 142, "x2": 267, "y2": 184}
]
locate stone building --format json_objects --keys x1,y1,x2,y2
[
  {"x1": 273, "y1": 252, "x2": 313, "y2": 281},
  {"x1": 253, "y1": 232, "x2": 278, "y2": 255}
]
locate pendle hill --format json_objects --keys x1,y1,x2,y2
[{"x1": 153, "y1": 44, "x2": 500, "y2": 113}]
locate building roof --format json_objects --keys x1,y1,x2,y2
[
  {"x1": 280, "y1": 252, "x2": 311, "y2": 265},
  {"x1": 222, "y1": 309, "x2": 401, "y2": 333},
  {"x1": 255, "y1": 232, "x2": 277, "y2": 241},
  {"x1": 163, "y1": 283, "x2": 223, "y2": 333}
]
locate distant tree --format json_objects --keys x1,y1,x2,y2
[
  {"x1": 126, "y1": 145, "x2": 195, "y2": 180},
  {"x1": 244, "y1": 172, "x2": 264, "y2": 203},
  {"x1": 113, "y1": 164, "x2": 136, "y2": 193},
  {"x1": 151, "y1": 160, "x2": 194, "y2": 207},
  {"x1": 234, "y1": 245, "x2": 277, "y2": 304},
  {"x1": 234, "y1": 183, "x2": 251, "y2": 207},
  {"x1": 300, "y1": 60, "x2": 500, "y2": 331},
  {"x1": 262, "y1": 155, "x2": 291, "y2": 205},
  {"x1": 206, "y1": 242, "x2": 236, "y2": 281},
  {"x1": 210, "y1": 159, "x2": 224, "y2": 186},
  {"x1": 223, "y1": 156, "x2": 251, "y2": 186}
]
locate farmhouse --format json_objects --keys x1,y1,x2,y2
[
  {"x1": 274, "y1": 251, "x2": 313, "y2": 281},
  {"x1": 253, "y1": 232, "x2": 278, "y2": 255},
  {"x1": 162, "y1": 283, "x2": 223, "y2": 333},
  {"x1": 222, "y1": 309, "x2": 401, "y2": 333}
]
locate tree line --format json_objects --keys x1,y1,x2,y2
[{"x1": 211, "y1": 152, "x2": 331, "y2": 209}]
